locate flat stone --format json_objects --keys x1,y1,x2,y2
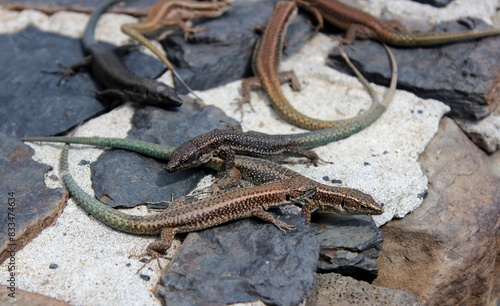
[
  {"x1": 310, "y1": 213, "x2": 383, "y2": 283},
  {"x1": 328, "y1": 19, "x2": 500, "y2": 120},
  {"x1": 0, "y1": 26, "x2": 166, "y2": 138},
  {"x1": 164, "y1": 0, "x2": 315, "y2": 93},
  {"x1": 0, "y1": 134, "x2": 67, "y2": 264},
  {"x1": 305, "y1": 273, "x2": 421, "y2": 305},
  {"x1": 91, "y1": 99, "x2": 240, "y2": 208},
  {"x1": 156, "y1": 214, "x2": 319, "y2": 306},
  {"x1": 373, "y1": 117, "x2": 500, "y2": 305},
  {"x1": 0, "y1": 284, "x2": 70, "y2": 305},
  {"x1": 0, "y1": 0, "x2": 157, "y2": 16}
]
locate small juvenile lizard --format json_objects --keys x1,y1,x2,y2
[
  {"x1": 165, "y1": 39, "x2": 397, "y2": 172},
  {"x1": 52, "y1": 0, "x2": 183, "y2": 107},
  {"x1": 59, "y1": 143, "x2": 381, "y2": 261},
  {"x1": 120, "y1": 0, "x2": 231, "y2": 99},
  {"x1": 295, "y1": 0, "x2": 500, "y2": 47}
]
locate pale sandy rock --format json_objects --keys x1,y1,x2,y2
[{"x1": 455, "y1": 104, "x2": 500, "y2": 153}]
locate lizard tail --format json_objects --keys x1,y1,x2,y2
[{"x1": 82, "y1": 0, "x2": 122, "y2": 51}]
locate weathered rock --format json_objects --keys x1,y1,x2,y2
[
  {"x1": 305, "y1": 273, "x2": 421, "y2": 305},
  {"x1": 156, "y1": 214, "x2": 319, "y2": 306},
  {"x1": 91, "y1": 99, "x2": 240, "y2": 208},
  {"x1": 410, "y1": 0, "x2": 454, "y2": 7},
  {"x1": 0, "y1": 134, "x2": 68, "y2": 264},
  {"x1": 328, "y1": 19, "x2": 500, "y2": 120},
  {"x1": 0, "y1": 0, "x2": 156, "y2": 16},
  {"x1": 455, "y1": 103, "x2": 500, "y2": 153},
  {"x1": 373, "y1": 117, "x2": 500, "y2": 305},
  {"x1": 0, "y1": 26, "x2": 167, "y2": 138},
  {"x1": 164, "y1": 0, "x2": 315, "y2": 93},
  {"x1": 311, "y1": 213, "x2": 383, "y2": 283},
  {"x1": 0, "y1": 284, "x2": 70, "y2": 305}
]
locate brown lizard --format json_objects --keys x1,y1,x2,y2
[
  {"x1": 295, "y1": 0, "x2": 500, "y2": 47},
  {"x1": 120, "y1": 0, "x2": 231, "y2": 98},
  {"x1": 239, "y1": 1, "x2": 383, "y2": 130},
  {"x1": 59, "y1": 143, "x2": 382, "y2": 263}
]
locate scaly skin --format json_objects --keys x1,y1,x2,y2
[
  {"x1": 295, "y1": 0, "x2": 500, "y2": 47},
  {"x1": 120, "y1": 0, "x2": 231, "y2": 99}
]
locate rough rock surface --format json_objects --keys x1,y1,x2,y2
[
  {"x1": 0, "y1": 284, "x2": 70, "y2": 306},
  {"x1": 374, "y1": 117, "x2": 500, "y2": 305},
  {"x1": 305, "y1": 273, "x2": 421, "y2": 305},
  {"x1": 164, "y1": 0, "x2": 315, "y2": 93},
  {"x1": 455, "y1": 103, "x2": 500, "y2": 153},
  {"x1": 0, "y1": 26, "x2": 167, "y2": 138},
  {"x1": 310, "y1": 213, "x2": 383, "y2": 282},
  {"x1": 91, "y1": 99, "x2": 240, "y2": 208},
  {"x1": 328, "y1": 19, "x2": 500, "y2": 120},
  {"x1": 0, "y1": 134, "x2": 68, "y2": 264},
  {"x1": 156, "y1": 214, "x2": 319, "y2": 306}
]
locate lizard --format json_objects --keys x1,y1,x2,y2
[
  {"x1": 24, "y1": 40, "x2": 397, "y2": 175},
  {"x1": 239, "y1": 1, "x2": 380, "y2": 130},
  {"x1": 165, "y1": 39, "x2": 397, "y2": 173},
  {"x1": 120, "y1": 0, "x2": 231, "y2": 100},
  {"x1": 294, "y1": 0, "x2": 500, "y2": 47},
  {"x1": 59, "y1": 143, "x2": 382, "y2": 262},
  {"x1": 22, "y1": 138, "x2": 383, "y2": 218},
  {"x1": 49, "y1": 0, "x2": 183, "y2": 107}
]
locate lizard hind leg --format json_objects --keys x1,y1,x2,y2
[{"x1": 131, "y1": 227, "x2": 176, "y2": 273}]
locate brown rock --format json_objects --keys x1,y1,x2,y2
[
  {"x1": 373, "y1": 117, "x2": 500, "y2": 305},
  {"x1": 305, "y1": 273, "x2": 420, "y2": 305},
  {"x1": 0, "y1": 285, "x2": 70, "y2": 305},
  {"x1": 0, "y1": 135, "x2": 68, "y2": 264}
]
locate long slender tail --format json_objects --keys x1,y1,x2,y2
[
  {"x1": 293, "y1": 42, "x2": 398, "y2": 148},
  {"x1": 82, "y1": 0, "x2": 122, "y2": 51},
  {"x1": 59, "y1": 143, "x2": 159, "y2": 235}
]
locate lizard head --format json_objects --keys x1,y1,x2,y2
[
  {"x1": 144, "y1": 82, "x2": 184, "y2": 107},
  {"x1": 316, "y1": 188, "x2": 383, "y2": 216},
  {"x1": 167, "y1": 142, "x2": 206, "y2": 172}
]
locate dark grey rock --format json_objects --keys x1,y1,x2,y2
[
  {"x1": 410, "y1": 0, "x2": 454, "y2": 7},
  {"x1": 156, "y1": 214, "x2": 319, "y2": 306},
  {"x1": 164, "y1": 0, "x2": 315, "y2": 93},
  {"x1": 311, "y1": 213, "x2": 383, "y2": 282},
  {"x1": 0, "y1": 26, "x2": 167, "y2": 138},
  {"x1": 328, "y1": 18, "x2": 500, "y2": 120},
  {"x1": 0, "y1": 0, "x2": 157, "y2": 16},
  {"x1": 0, "y1": 133, "x2": 68, "y2": 264},
  {"x1": 91, "y1": 99, "x2": 240, "y2": 208}
]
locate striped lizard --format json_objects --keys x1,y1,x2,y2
[
  {"x1": 58, "y1": 143, "x2": 382, "y2": 261},
  {"x1": 295, "y1": 0, "x2": 500, "y2": 47},
  {"x1": 120, "y1": 0, "x2": 231, "y2": 99}
]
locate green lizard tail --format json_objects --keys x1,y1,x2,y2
[{"x1": 24, "y1": 136, "x2": 175, "y2": 160}]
